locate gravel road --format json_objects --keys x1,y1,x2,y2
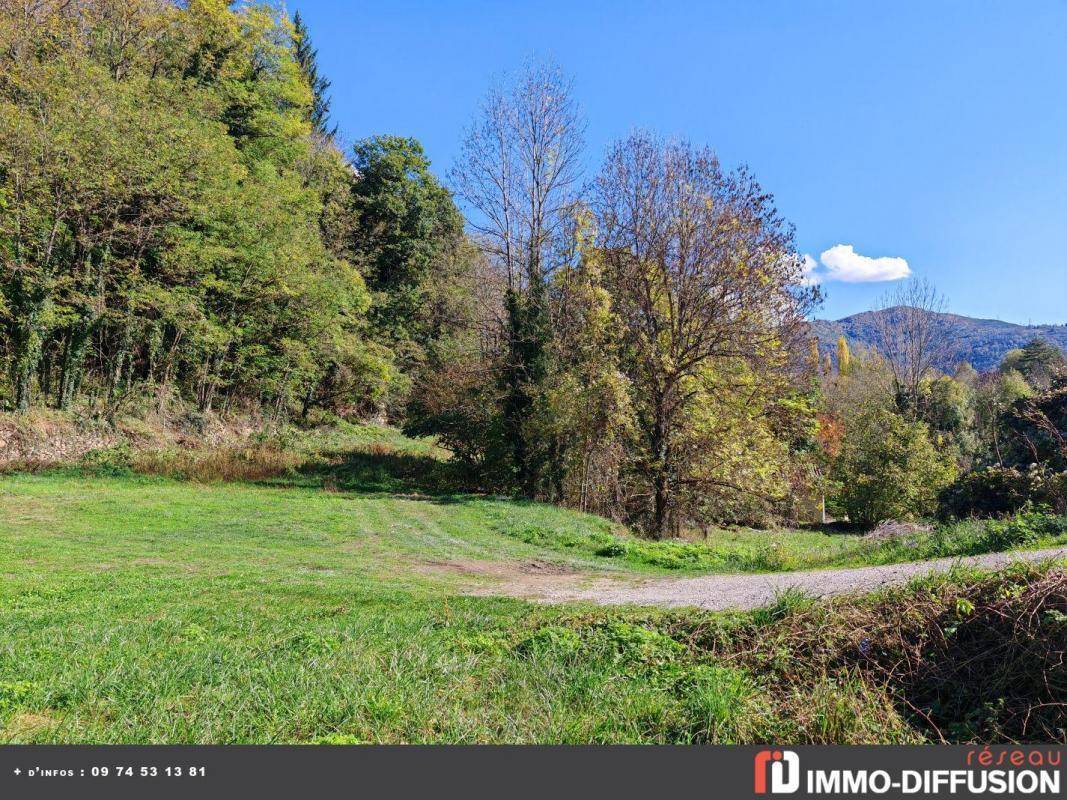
[{"x1": 475, "y1": 546, "x2": 1067, "y2": 610}]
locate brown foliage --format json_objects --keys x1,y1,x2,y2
[{"x1": 815, "y1": 412, "x2": 844, "y2": 459}]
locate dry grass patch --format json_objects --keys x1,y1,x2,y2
[
  {"x1": 131, "y1": 445, "x2": 302, "y2": 483},
  {"x1": 2, "y1": 711, "x2": 61, "y2": 741}
]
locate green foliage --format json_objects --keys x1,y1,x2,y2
[
  {"x1": 1000, "y1": 380, "x2": 1067, "y2": 471},
  {"x1": 0, "y1": 2, "x2": 400, "y2": 419},
  {"x1": 923, "y1": 375, "x2": 974, "y2": 437},
  {"x1": 831, "y1": 408, "x2": 957, "y2": 528},
  {"x1": 349, "y1": 135, "x2": 464, "y2": 363},
  {"x1": 526, "y1": 232, "x2": 636, "y2": 509},
  {"x1": 516, "y1": 625, "x2": 583, "y2": 655},
  {"x1": 1002, "y1": 337, "x2": 1066, "y2": 389},
  {"x1": 291, "y1": 11, "x2": 334, "y2": 136},
  {"x1": 938, "y1": 465, "x2": 1067, "y2": 519},
  {"x1": 975, "y1": 513, "x2": 1067, "y2": 551}
]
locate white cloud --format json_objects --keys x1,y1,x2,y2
[
  {"x1": 818, "y1": 244, "x2": 911, "y2": 283},
  {"x1": 800, "y1": 253, "x2": 821, "y2": 286}
]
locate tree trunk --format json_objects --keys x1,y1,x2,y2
[
  {"x1": 57, "y1": 322, "x2": 94, "y2": 411},
  {"x1": 652, "y1": 473, "x2": 670, "y2": 540},
  {"x1": 649, "y1": 404, "x2": 671, "y2": 539},
  {"x1": 13, "y1": 356, "x2": 34, "y2": 413},
  {"x1": 11, "y1": 316, "x2": 43, "y2": 413}
]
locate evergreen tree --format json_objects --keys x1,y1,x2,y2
[
  {"x1": 1018, "y1": 337, "x2": 1066, "y2": 387},
  {"x1": 291, "y1": 11, "x2": 335, "y2": 137},
  {"x1": 348, "y1": 135, "x2": 464, "y2": 361}
]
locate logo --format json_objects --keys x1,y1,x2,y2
[{"x1": 754, "y1": 750, "x2": 801, "y2": 794}]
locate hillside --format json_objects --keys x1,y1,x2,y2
[{"x1": 812, "y1": 308, "x2": 1067, "y2": 372}]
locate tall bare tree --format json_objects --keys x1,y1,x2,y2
[
  {"x1": 872, "y1": 277, "x2": 955, "y2": 415},
  {"x1": 594, "y1": 132, "x2": 819, "y2": 535},
  {"x1": 450, "y1": 62, "x2": 585, "y2": 492},
  {"x1": 451, "y1": 61, "x2": 585, "y2": 292}
]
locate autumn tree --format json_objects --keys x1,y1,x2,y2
[
  {"x1": 593, "y1": 133, "x2": 819, "y2": 535},
  {"x1": 837, "y1": 336, "x2": 852, "y2": 375},
  {"x1": 872, "y1": 277, "x2": 956, "y2": 416}
]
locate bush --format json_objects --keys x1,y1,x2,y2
[
  {"x1": 975, "y1": 513, "x2": 1067, "y2": 552},
  {"x1": 78, "y1": 445, "x2": 133, "y2": 476},
  {"x1": 937, "y1": 466, "x2": 1036, "y2": 520},
  {"x1": 938, "y1": 466, "x2": 1067, "y2": 520},
  {"x1": 831, "y1": 409, "x2": 957, "y2": 529}
]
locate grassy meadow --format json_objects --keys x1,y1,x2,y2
[{"x1": 0, "y1": 426, "x2": 1064, "y2": 744}]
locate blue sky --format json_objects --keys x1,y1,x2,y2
[{"x1": 290, "y1": 0, "x2": 1067, "y2": 323}]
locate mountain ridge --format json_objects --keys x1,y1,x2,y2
[{"x1": 811, "y1": 308, "x2": 1067, "y2": 372}]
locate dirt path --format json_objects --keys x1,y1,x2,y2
[{"x1": 461, "y1": 546, "x2": 1067, "y2": 610}]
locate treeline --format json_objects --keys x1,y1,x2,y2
[
  {"x1": 821, "y1": 301, "x2": 1067, "y2": 527},
  {"x1": 17, "y1": 4, "x2": 1058, "y2": 538},
  {"x1": 0, "y1": 2, "x2": 824, "y2": 536},
  {"x1": 0, "y1": 0, "x2": 467, "y2": 422}
]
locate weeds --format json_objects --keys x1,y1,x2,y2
[
  {"x1": 130, "y1": 446, "x2": 303, "y2": 483},
  {"x1": 698, "y1": 564, "x2": 1067, "y2": 742}
]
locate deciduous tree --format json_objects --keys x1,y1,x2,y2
[{"x1": 593, "y1": 132, "x2": 819, "y2": 535}]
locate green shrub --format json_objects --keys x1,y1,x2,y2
[
  {"x1": 975, "y1": 513, "x2": 1067, "y2": 552},
  {"x1": 595, "y1": 622, "x2": 685, "y2": 667},
  {"x1": 78, "y1": 445, "x2": 133, "y2": 476},
  {"x1": 938, "y1": 466, "x2": 1067, "y2": 520},
  {"x1": 831, "y1": 409, "x2": 957, "y2": 529},
  {"x1": 594, "y1": 541, "x2": 629, "y2": 557}
]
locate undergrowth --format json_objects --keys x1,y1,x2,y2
[{"x1": 513, "y1": 563, "x2": 1066, "y2": 743}]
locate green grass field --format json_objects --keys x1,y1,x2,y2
[{"x1": 0, "y1": 427, "x2": 1063, "y2": 744}]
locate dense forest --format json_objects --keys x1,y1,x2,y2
[{"x1": 2, "y1": 1, "x2": 1065, "y2": 537}]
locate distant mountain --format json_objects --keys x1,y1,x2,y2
[{"x1": 811, "y1": 308, "x2": 1067, "y2": 372}]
